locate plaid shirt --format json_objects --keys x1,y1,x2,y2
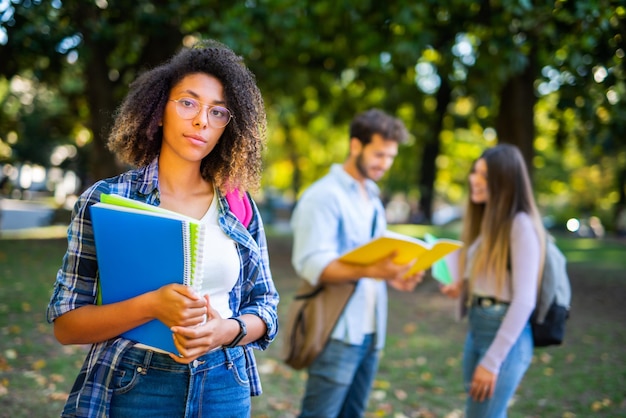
[{"x1": 47, "y1": 159, "x2": 279, "y2": 417}]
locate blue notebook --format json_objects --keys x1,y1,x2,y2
[{"x1": 90, "y1": 195, "x2": 206, "y2": 354}]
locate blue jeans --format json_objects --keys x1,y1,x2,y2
[
  {"x1": 109, "y1": 346, "x2": 250, "y2": 417},
  {"x1": 299, "y1": 334, "x2": 380, "y2": 418},
  {"x1": 463, "y1": 304, "x2": 534, "y2": 418}
]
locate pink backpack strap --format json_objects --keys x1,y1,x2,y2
[{"x1": 225, "y1": 189, "x2": 252, "y2": 228}]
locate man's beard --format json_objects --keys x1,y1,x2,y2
[{"x1": 355, "y1": 152, "x2": 371, "y2": 180}]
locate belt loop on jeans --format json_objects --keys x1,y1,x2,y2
[
  {"x1": 223, "y1": 346, "x2": 234, "y2": 369},
  {"x1": 136, "y1": 348, "x2": 153, "y2": 375}
]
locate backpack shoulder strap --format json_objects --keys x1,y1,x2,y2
[
  {"x1": 535, "y1": 235, "x2": 570, "y2": 322},
  {"x1": 531, "y1": 232, "x2": 549, "y2": 318},
  {"x1": 225, "y1": 189, "x2": 253, "y2": 228}
]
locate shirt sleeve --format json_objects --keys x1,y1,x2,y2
[
  {"x1": 46, "y1": 183, "x2": 107, "y2": 323},
  {"x1": 235, "y1": 197, "x2": 279, "y2": 351},
  {"x1": 290, "y1": 186, "x2": 344, "y2": 286},
  {"x1": 479, "y1": 213, "x2": 540, "y2": 373}
]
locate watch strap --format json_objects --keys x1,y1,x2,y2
[{"x1": 224, "y1": 317, "x2": 247, "y2": 348}]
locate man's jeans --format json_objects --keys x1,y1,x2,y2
[
  {"x1": 299, "y1": 334, "x2": 379, "y2": 418},
  {"x1": 463, "y1": 303, "x2": 534, "y2": 418},
  {"x1": 109, "y1": 345, "x2": 250, "y2": 417}
]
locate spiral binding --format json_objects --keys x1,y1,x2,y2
[
  {"x1": 181, "y1": 223, "x2": 192, "y2": 286},
  {"x1": 189, "y1": 222, "x2": 206, "y2": 292}
]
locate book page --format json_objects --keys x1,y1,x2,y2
[
  {"x1": 339, "y1": 231, "x2": 462, "y2": 276},
  {"x1": 100, "y1": 194, "x2": 198, "y2": 221},
  {"x1": 408, "y1": 239, "x2": 461, "y2": 275}
]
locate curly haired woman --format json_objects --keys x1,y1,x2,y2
[{"x1": 47, "y1": 40, "x2": 279, "y2": 417}]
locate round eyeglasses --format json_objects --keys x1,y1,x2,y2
[{"x1": 169, "y1": 98, "x2": 233, "y2": 128}]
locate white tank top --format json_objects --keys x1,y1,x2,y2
[{"x1": 197, "y1": 193, "x2": 240, "y2": 319}]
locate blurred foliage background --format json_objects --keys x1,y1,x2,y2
[{"x1": 0, "y1": 0, "x2": 625, "y2": 232}]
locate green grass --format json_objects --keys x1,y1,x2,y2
[
  {"x1": 0, "y1": 237, "x2": 90, "y2": 417},
  {"x1": 1, "y1": 229, "x2": 625, "y2": 417}
]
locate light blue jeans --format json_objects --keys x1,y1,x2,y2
[
  {"x1": 463, "y1": 303, "x2": 534, "y2": 418},
  {"x1": 109, "y1": 345, "x2": 250, "y2": 417},
  {"x1": 299, "y1": 334, "x2": 380, "y2": 418}
]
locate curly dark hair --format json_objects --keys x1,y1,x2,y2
[{"x1": 107, "y1": 40, "x2": 266, "y2": 193}]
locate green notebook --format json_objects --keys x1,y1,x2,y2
[{"x1": 424, "y1": 233, "x2": 455, "y2": 285}]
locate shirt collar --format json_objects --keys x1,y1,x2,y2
[
  {"x1": 329, "y1": 163, "x2": 380, "y2": 198},
  {"x1": 136, "y1": 158, "x2": 161, "y2": 197}
]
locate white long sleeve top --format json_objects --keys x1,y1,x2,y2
[{"x1": 448, "y1": 212, "x2": 541, "y2": 373}]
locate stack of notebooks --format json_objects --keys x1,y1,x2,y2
[{"x1": 90, "y1": 194, "x2": 206, "y2": 354}]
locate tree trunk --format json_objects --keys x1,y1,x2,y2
[
  {"x1": 74, "y1": 2, "x2": 183, "y2": 188},
  {"x1": 614, "y1": 167, "x2": 626, "y2": 234},
  {"x1": 495, "y1": 49, "x2": 537, "y2": 177},
  {"x1": 418, "y1": 79, "x2": 452, "y2": 223},
  {"x1": 83, "y1": 52, "x2": 122, "y2": 185},
  {"x1": 287, "y1": 127, "x2": 302, "y2": 200}
]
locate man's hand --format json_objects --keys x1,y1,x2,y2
[
  {"x1": 387, "y1": 269, "x2": 425, "y2": 292},
  {"x1": 364, "y1": 252, "x2": 415, "y2": 281}
]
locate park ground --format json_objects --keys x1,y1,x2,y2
[{"x1": 0, "y1": 227, "x2": 625, "y2": 417}]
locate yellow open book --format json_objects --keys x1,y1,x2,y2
[{"x1": 339, "y1": 230, "x2": 462, "y2": 276}]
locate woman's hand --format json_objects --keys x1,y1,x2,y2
[
  {"x1": 169, "y1": 294, "x2": 236, "y2": 363},
  {"x1": 152, "y1": 284, "x2": 207, "y2": 328},
  {"x1": 469, "y1": 365, "x2": 497, "y2": 402},
  {"x1": 440, "y1": 280, "x2": 463, "y2": 299}
]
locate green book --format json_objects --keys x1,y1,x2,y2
[{"x1": 424, "y1": 233, "x2": 455, "y2": 285}]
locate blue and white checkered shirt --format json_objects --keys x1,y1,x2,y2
[{"x1": 47, "y1": 158, "x2": 279, "y2": 417}]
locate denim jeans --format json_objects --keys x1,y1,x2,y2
[
  {"x1": 109, "y1": 345, "x2": 250, "y2": 418},
  {"x1": 299, "y1": 334, "x2": 379, "y2": 418},
  {"x1": 463, "y1": 303, "x2": 534, "y2": 418}
]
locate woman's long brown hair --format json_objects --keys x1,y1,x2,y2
[{"x1": 460, "y1": 144, "x2": 546, "y2": 298}]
